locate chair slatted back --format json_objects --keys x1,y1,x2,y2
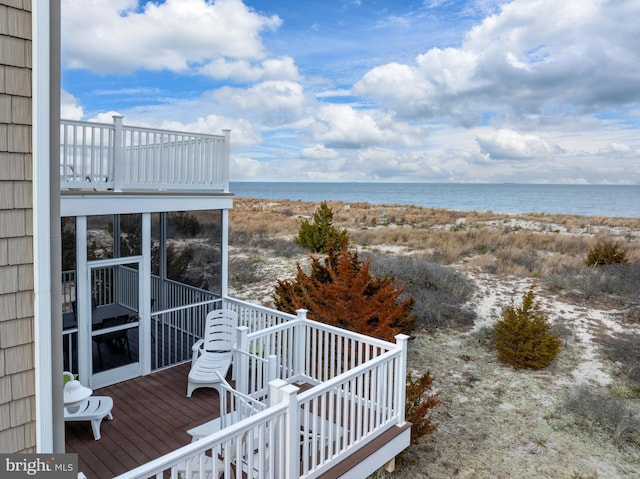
[{"x1": 203, "y1": 309, "x2": 237, "y2": 353}]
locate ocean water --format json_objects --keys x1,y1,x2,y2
[{"x1": 230, "y1": 182, "x2": 640, "y2": 218}]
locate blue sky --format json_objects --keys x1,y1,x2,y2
[{"x1": 61, "y1": 0, "x2": 640, "y2": 184}]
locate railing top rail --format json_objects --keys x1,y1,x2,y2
[
  {"x1": 61, "y1": 118, "x2": 226, "y2": 141},
  {"x1": 302, "y1": 317, "x2": 397, "y2": 351},
  {"x1": 223, "y1": 296, "x2": 298, "y2": 319},
  {"x1": 61, "y1": 118, "x2": 113, "y2": 128},
  {"x1": 150, "y1": 298, "x2": 220, "y2": 317},
  {"x1": 297, "y1": 346, "x2": 402, "y2": 403},
  {"x1": 243, "y1": 314, "x2": 396, "y2": 351},
  {"x1": 122, "y1": 123, "x2": 226, "y2": 140}
]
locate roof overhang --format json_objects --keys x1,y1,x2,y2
[{"x1": 60, "y1": 191, "x2": 234, "y2": 216}]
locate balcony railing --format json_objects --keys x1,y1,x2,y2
[
  {"x1": 60, "y1": 116, "x2": 230, "y2": 192},
  {"x1": 113, "y1": 310, "x2": 409, "y2": 479}
]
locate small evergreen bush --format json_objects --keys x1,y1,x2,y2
[
  {"x1": 406, "y1": 371, "x2": 441, "y2": 444},
  {"x1": 295, "y1": 201, "x2": 348, "y2": 253},
  {"x1": 585, "y1": 238, "x2": 628, "y2": 266},
  {"x1": 494, "y1": 285, "x2": 561, "y2": 370}
]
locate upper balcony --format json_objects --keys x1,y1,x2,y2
[{"x1": 61, "y1": 116, "x2": 230, "y2": 193}]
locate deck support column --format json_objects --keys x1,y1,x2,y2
[
  {"x1": 76, "y1": 216, "x2": 90, "y2": 384},
  {"x1": 112, "y1": 115, "x2": 124, "y2": 192},
  {"x1": 235, "y1": 326, "x2": 249, "y2": 395},
  {"x1": 294, "y1": 309, "x2": 307, "y2": 380},
  {"x1": 280, "y1": 384, "x2": 300, "y2": 479},
  {"x1": 221, "y1": 208, "x2": 229, "y2": 297},
  {"x1": 395, "y1": 334, "x2": 410, "y2": 426},
  {"x1": 141, "y1": 213, "x2": 151, "y2": 375}
]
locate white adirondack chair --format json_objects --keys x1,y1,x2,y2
[{"x1": 187, "y1": 309, "x2": 237, "y2": 398}]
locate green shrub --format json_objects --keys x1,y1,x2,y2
[
  {"x1": 295, "y1": 201, "x2": 348, "y2": 253},
  {"x1": 585, "y1": 238, "x2": 628, "y2": 266},
  {"x1": 494, "y1": 285, "x2": 561, "y2": 370}
]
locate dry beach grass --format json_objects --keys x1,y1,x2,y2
[{"x1": 228, "y1": 197, "x2": 640, "y2": 478}]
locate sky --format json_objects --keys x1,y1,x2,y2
[{"x1": 60, "y1": 0, "x2": 640, "y2": 184}]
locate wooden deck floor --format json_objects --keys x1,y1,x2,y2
[
  {"x1": 65, "y1": 364, "x2": 410, "y2": 479},
  {"x1": 65, "y1": 363, "x2": 221, "y2": 479}
]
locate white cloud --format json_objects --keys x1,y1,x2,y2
[
  {"x1": 476, "y1": 129, "x2": 557, "y2": 160},
  {"x1": 207, "y1": 81, "x2": 306, "y2": 126},
  {"x1": 62, "y1": 0, "x2": 282, "y2": 74},
  {"x1": 600, "y1": 142, "x2": 636, "y2": 156},
  {"x1": 89, "y1": 111, "x2": 123, "y2": 123},
  {"x1": 300, "y1": 145, "x2": 339, "y2": 160},
  {"x1": 309, "y1": 104, "x2": 423, "y2": 149},
  {"x1": 354, "y1": 0, "x2": 640, "y2": 123},
  {"x1": 61, "y1": 90, "x2": 84, "y2": 120},
  {"x1": 230, "y1": 155, "x2": 266, "y2": 180},
  {"x1": 196, "y1": 56, "x2": 300, "y2": 82},
  {"x1": 159, "y1": 115, "x2": 261, "y2": 148}
]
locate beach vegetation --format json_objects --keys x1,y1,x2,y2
[
  {"x1": 585, "y1": 237, "x2": 628, "y2": 266},
  {"x1": 168, "y1": 211, "x2": 202, "y2": 237},
  {"x1": 273, "y1": 245, "x2": 415, "y2": 341},
  {"x1": 273, "y1": 244, "x2": 440, "y2": 445},
  {"x1": 365, "y1": 253, "x2": 476, "y2": 330},
  {"x1": 544, "y1": 262, "x2": 640, "y2": 306},
  {"x1": 494, "y1": 285, "x2": 562, "y2": 370},
  {"x1": 598, "y1": 331, "x2": 640, "y2": 383},
  {"x1": 563, "y1": 385, "x2": 640, "y2": 445},
  {"x1": 406, "y1": 370, "x2": 441, "y2": 444},
  {"x1": 295, "y1": 201, "x2": 349, "y2": 253}
]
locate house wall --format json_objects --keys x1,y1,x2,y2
[{"x1": 0, "y1": 0, "x2": 36, "y2": 453}]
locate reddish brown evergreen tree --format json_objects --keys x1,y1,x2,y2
[{"x1": 274, "y1": 245, "x2": 415, "y2": 342}]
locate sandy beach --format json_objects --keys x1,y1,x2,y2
[{"x1": 226, "y1": 197, "x2": 640, "y2": 478}]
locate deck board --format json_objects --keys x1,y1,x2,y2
[
  {"x1": 65, "y1": 363, "x2": 221, "y2": 479},
  {"x1": 66, "y1": 364, "x2": 408, "y2": 479}
]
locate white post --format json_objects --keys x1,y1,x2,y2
[
  {"x1": 112, "y1": 115, "x2": 124, "y2": 191},
  {"x1": 395, "y1": 334, "x2": 410, "y2": 426},
  {"x1": 294, "y1": 309, "x2": 307, "y2": 379},
  {"x1": 222, "y1": 129, "x2": 231, "y2": 192},
  {"x1": 268, "y1": 354, "x2": 278, "y2": 383},
  {"x1": 76, "y1": 217, "x2": 90, "y2": 384},
  {"x1": 141, "y1": 213, "x2": 151, "y2": 375},
  {"x1": 268, "y1": 378, "x2": 287, "y2": 407},
  {"x1": 33, "y1": 0, "x2": 61, "y2": 452},
  {"x1": 279, "y1": 384, "x2": 300, "y2": 479},
  {"x1": 236, "y1": 326, "x2": 249, "y2": 395},
  {"x1": 220, "y1": 209, "x2": 229, "y2": 298}
]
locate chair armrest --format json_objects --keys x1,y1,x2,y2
[
  {"x1": 191, "y1": 339, "x2": 204, "y2": 364},
  {"x1": 191, "y1": 339, "x2": 204, "y2": 352}
]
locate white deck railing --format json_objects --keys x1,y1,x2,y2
[
  {"x1": 60, "y1": 116, "x2": 230, "y2": 192},
  {"x1": 223, "y1": 297, "x2": 297, "y2": 332},
  {"x1": 113, "y1": 384, "x2": 299, "y2": 479},
  {"x1": 112, "y1": 311, "x2": 408, "y2": 479}
]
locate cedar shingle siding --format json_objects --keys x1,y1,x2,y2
[{"x1": 0, "y1": 0, "x2": 35, "y2": 453}]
